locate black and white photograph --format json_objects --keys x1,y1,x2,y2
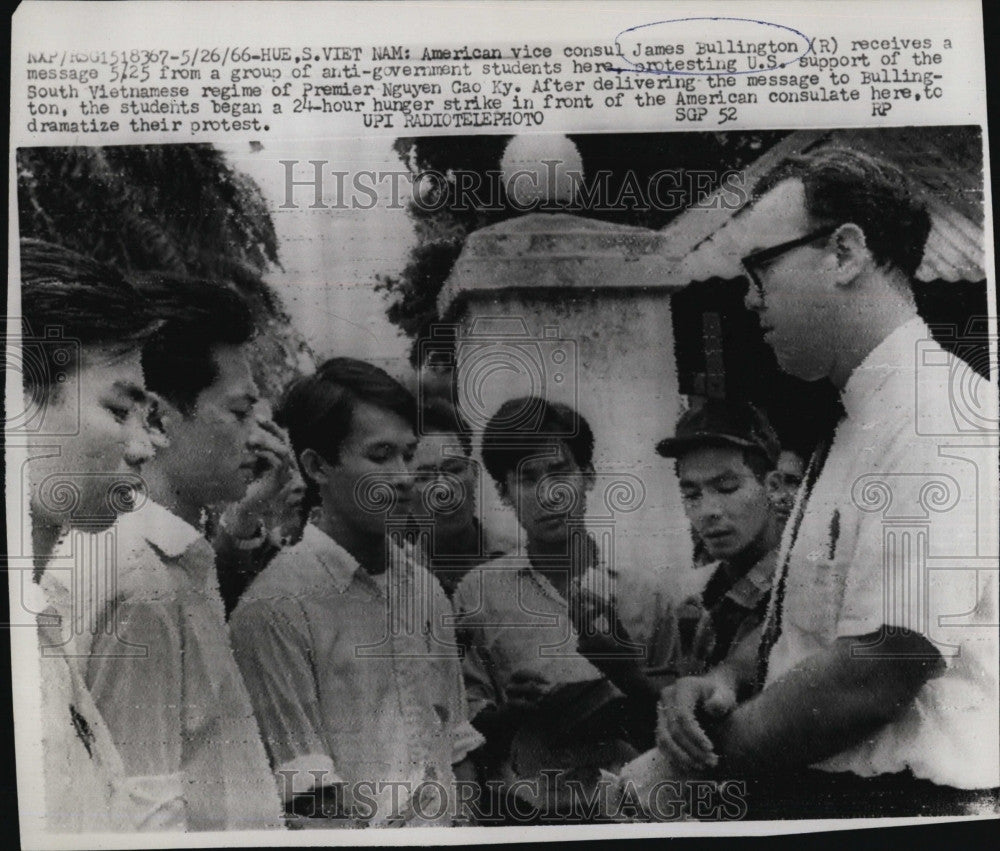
[{"x1": 6, "y1": 1, "x2": 998, "y2": 846}]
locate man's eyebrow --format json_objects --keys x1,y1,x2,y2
[
  {"x1": 682, "y1": 471, "x2": 741, "y2": 488},
  {"x1": 707, "y1": 472, "x2": 743, "y2": 485},
  {"x1": 111, "y1": 381, "x2": 148, "y2": 403}
]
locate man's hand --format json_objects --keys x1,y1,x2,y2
[
  {"x1": 244, "y1": 415, "x2": 295, "y2": 510},
  {"x1": 656, "y1": 675, "x2": 737, "y2": 772},
  {"x1": 220, "y1": 411, "x2": 296, "y2": 538}
]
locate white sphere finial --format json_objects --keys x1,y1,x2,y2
[{"x1": 500, "y1": 135, "x2": 583, "y2": 207}]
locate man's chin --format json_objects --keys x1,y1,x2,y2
[
  {"x1": 704, "y1": 543, "x2": 739, "y2": 561},
  {"x1": 774, "y1": 348, "x2": 829, "y2": 382}
]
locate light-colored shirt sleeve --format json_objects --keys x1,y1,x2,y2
[
  {"x1": 85, "y1": 599, "x2": 186, "y2": 829},
  {"x1": 450, "y1": 657, "x2": 486, "y2": 763},
  {"x1": 229, "y1": 597, "x2": 339, "y2": 800},
  {"x1": 835, "y1": 445, "x2": 986, "y2": 658},
  {"x1": 454, "y1": 581, "x2": 500, "y2": 721}
]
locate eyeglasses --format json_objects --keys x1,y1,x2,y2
[{"x1": 740, "y1": 224, "x2": 840, "y2": 293}]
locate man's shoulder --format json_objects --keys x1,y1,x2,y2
[
  {"x1": 238, "y1": 526, "x2": 364, "y2": 613},
  {"x1": 108, "y1": 532, "x2": 181, "y2": 605},
  {"x1": 880, "y1": 330, "x2": 997, "y2": 441},
  {"x1": 454, "y1": 552, "x2": 528, "y2": 610},
  {"x1": 239, "y1": 541, "x2": 321, "y2": 602}
]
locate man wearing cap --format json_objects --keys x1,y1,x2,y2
[{"x1": 656, "y1": 401, "x2": 788, "y2": 679}]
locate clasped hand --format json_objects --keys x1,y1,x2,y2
[{"x1": 655, "y1": 675, "x2": 737, "y2": 772}]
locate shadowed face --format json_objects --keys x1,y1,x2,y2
[
  {"x1": 314, "y1": 401, "x2": 418, "y2": 539},
  {"x1": 678, "y1": 445, "x2": 771, "y2": 561},
  {"x1": 28, "y1": 345, "x2": 157, "y2": 527},
  {"x1": 412, "y1": 430, "x2": 478, "y2": 538},
  {"x1": 504, "y1": 439, "x2": 592, "y2": 550},
  {"x1": 768, "y1": 449, "x2": 806, "y2": 522},
  {"x1": 151, "y1": 343, "x2": 260, "y2": 510}
]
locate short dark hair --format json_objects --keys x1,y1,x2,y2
[
  {"x1": 419, "y1": 400, "x2": 472, "y2": 457},
  {"x1": 136, "y1": 273, "x2": 257, "y2": 415},
  {"x1": 753, "y1": 146, "x2": 932, "y2": 280},
  {"x1": 277, "y1": 358, "x2": 418, "y2": 506},
  {"x1": 18, "y1": 238, "x2": 155, "y2": 402},
  {"x1": 481, "y1": 397, "x2": 594, "y2": 494}
]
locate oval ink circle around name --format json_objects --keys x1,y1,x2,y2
[{"x1": 611, "y1": 16, "x2": 813, "y2": 77}]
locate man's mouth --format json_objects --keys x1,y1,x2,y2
[{"x1": 703, "y1": 529, "x2": 734, "y2": 541}]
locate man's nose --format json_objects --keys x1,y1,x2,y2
[
  {"x1": 695, "y1": 493, "x2": 725, "y2": 522},
  {"x1": 123, "y1": 415, "x2": 157, "y2": 468},
  {"x1": 392, "y1": 457, "x2": 416, "y2": 493},
  {"x1": 744, "y1": 282, "x2": 763, "y2": 313}
]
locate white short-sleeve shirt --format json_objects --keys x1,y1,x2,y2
[
  {"x1": 766, "y1": 317, "x2": 999, "y2": 789},
  {"x1": 83, "y1": 502, "x2": 283, "y2": 830},
  {"x1": 230, "y1": 523, "x2": 483, "y2": 826}
]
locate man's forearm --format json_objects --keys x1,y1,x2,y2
[{"x1": 710, "y1": 629, "x2": 943, "y2": 775}]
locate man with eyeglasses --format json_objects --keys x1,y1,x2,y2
[
  {"x1": 410, "y1": 401, "x2": 503, "y2": 599},
  {"x1": 655, "y1": 147, "x2": 998, "y2": 818}
]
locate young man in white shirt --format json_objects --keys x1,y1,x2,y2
[
  {"x1": 83, "y1": 275, "x2": 284, "y2": 830},
  {"x1": 230, "y1": 358, "x2": 482, "y2": 827},
  {"x1": 455, "y1": 397, "x2": 674, "y2": 822},
  {"x1": 657, "y1": 146, "x2": 999, "y2": 818},
  {"x1": 19, "y1": 239, "x2": 161, "y2": 832}
]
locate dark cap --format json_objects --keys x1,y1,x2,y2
[{"x1": 656, "y1": 401, "x2": 781, "y2": 465}]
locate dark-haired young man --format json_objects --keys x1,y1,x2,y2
[
  {"x1": 656, "y1": 402, "x2": 787, "y2": 678},
  {"x1": 411, "y1": 401, "x2": 502, "y2": 598},
  {"x1": 83, "y1": 274, "x2": 282, "y2": 830},
  {"x1": 455, "y1": 397, "x2": 672, "y2": 821},
  {"x1": 230, "y1": 358, "x2": 482, "y2": 827},
  {"x1": 657, "y1": 147, "x2": 999, "y2": 816},
  {"x1": 18, "y1": 239, "x2": 161, "y2": 832}
]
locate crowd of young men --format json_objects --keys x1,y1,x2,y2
[{"x1": 20, "y1": 146, "x2": 998, "y2": 832}]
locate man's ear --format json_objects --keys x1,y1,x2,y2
[
  {"x1": 764, "y1": 469, "x2": 783, "y2": 498},
  {"x1": 299, "y1": 448, "x2": 330, "y2": 486},
  {"x1": 831, "y1": 223, "x2": 870, "y2": 285},
  {"x1": 144, "y1": 392, "x2": 175, "y2": 449},
  {"x1": 497, "y1": 476, "x2": 513, "y2": 507}
]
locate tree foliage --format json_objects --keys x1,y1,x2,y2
[{"x1": 17, "y1": 144, "x2": 308, "y2": 398}]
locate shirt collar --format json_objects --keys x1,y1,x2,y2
[
  {"x1": 116, "y1": 500, "x2": 203, "y2": 559},
  {"x1": 726, "y1": 547, "x2": 779, "y2": 608},
  {"x1": 299, "y1": 522, "x2": 367, "y2": 594},
  {"x1": 840, "y1": 316, "x2": 928, "y2": 422}
]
